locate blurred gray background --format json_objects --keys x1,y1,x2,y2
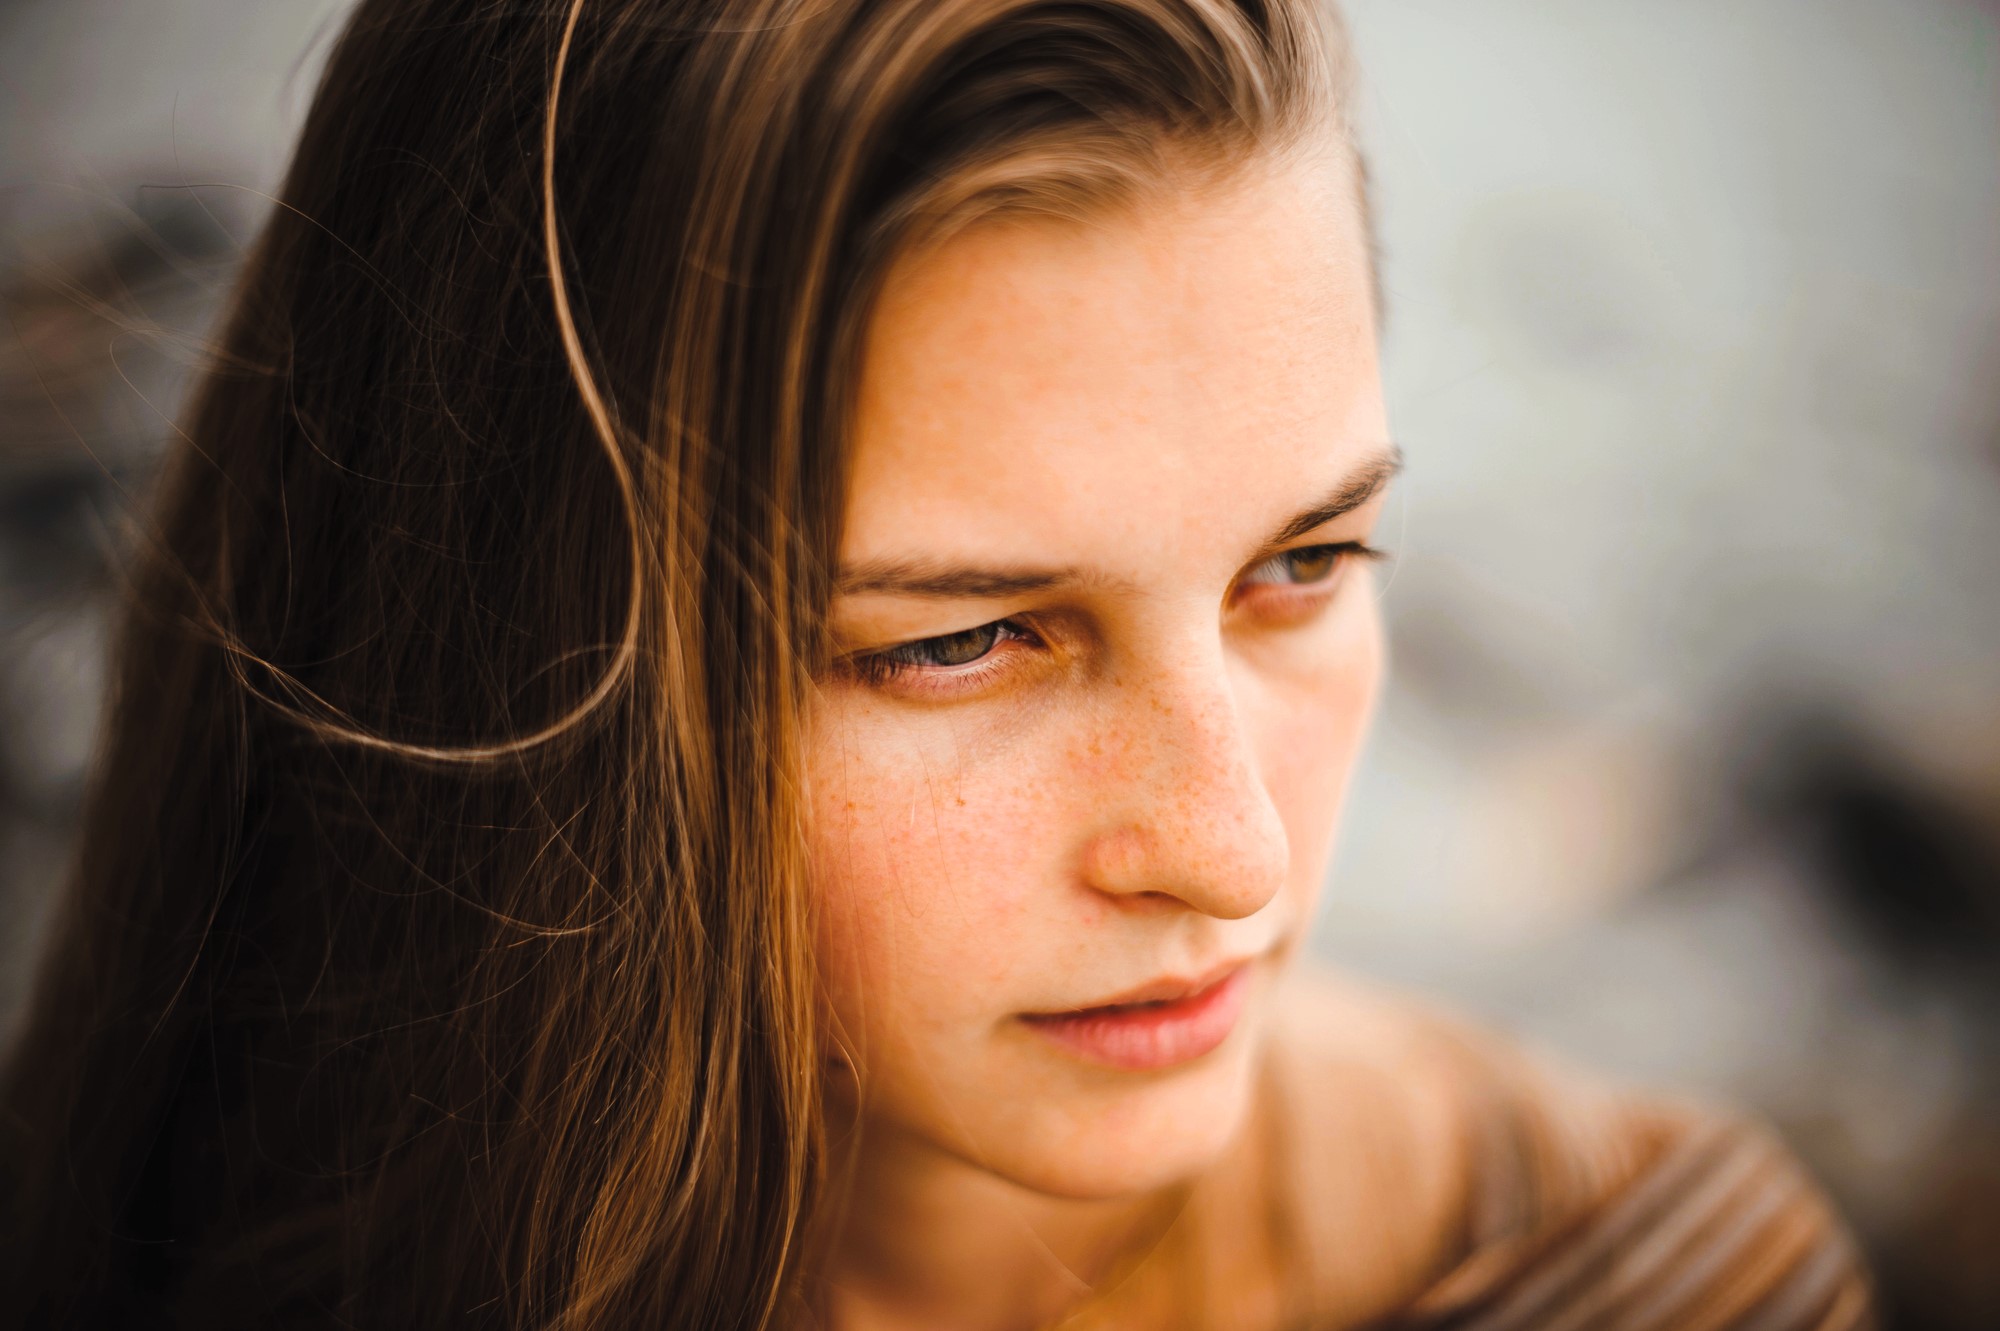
[{"x1": 2, "y1": 1, "x2": 1996, "y2": 1325}]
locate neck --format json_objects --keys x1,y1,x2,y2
[{"x1": 812, "y1": 1114, "x2": 1181, "y2": 1331}]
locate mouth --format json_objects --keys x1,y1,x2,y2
[{"x1": 1016, "y1": 959, "x2": 1255, "y2": 1071}]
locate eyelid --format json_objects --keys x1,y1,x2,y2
[
  {"x1": 839, "y1": 616, "x2": 1043, "y2": 693},
  {"x1": 1236, "y1": 539, "x2": 1388, "y2": 591}
]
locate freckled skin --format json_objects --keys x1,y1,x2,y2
[{"x1": 807, "y1": 143, "x2": 1389, "y2": 1205}]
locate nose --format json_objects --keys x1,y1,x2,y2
[{"x1": 1077, "y1": 646, "x2": 1291, "y2": 920}]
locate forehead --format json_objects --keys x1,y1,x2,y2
[{"x1": 843, "y1": 147, "x2": 1385, "y2": 576}]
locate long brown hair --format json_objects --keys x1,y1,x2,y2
[{"x1": 0, "y1": 2, "x2": 1354, "y2": 1325}]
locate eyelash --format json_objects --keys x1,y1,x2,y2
[
  {"x1": 843, "y1": 619, "x2": 1042, "y2": 689},
  {"x1": 841, "y1": 541, "x2": 1388, "y2": 694},
  {"x1": 1238, "y1": 539, "x2": 1389, "y2": 591}
]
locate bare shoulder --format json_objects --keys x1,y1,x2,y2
[{"x1": 1261, "y1": 966, "x2": 1878, "y2": 1330}]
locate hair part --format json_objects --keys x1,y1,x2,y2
[{"x1": 0, "y1": 3, "x2": 1360, "y2": 1326}]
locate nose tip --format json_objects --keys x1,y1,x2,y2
[{"x1": 1079, "y1": 677, "x2": 1291, "y2": 920}]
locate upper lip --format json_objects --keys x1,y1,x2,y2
[{"x1": 1027, "y1": 955, "x2": 1256, "y2": 1017}]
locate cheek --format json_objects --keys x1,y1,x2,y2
[
  {"x1": 1257, "y1": 594, "x2": 1385, "y2": 884},
  {"x1": 803, "y1": 706, "x2": 1071, "y2": 1034}
]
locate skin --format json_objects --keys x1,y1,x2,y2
[{"x1": 804, "y1": 142, "x2": 1434, "y2": 1329}]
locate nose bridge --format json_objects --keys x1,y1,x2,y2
[{"x1": 1099, "y1": 632, "x2": 1290, "y2": 919}]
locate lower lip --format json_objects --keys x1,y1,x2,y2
[{"x1": 1018, "y1": 965, "x2": 1253, "y2": 1071}]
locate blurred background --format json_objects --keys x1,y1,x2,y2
[{"x1": 1, "y1": 1, "x2": 1995, "y2": 1325}]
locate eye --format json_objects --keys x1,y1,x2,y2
[
  {"x1": 1238, "y1": 541, "x2": 1384, "y2": 591},
  {"x1": 883, "y1": 621, "x2": 1007, "y2": 669},
  {"x1": 843, "y1": 617, "x2": 1040, "y2": 690}
]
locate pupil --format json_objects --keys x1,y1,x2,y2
[{"x1": 1287, "y1": 547, "x2": 1338, "y2": 581}]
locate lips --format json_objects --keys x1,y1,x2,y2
[{"x1": 1016, "y1": 960, "x2": 1254, "y2": 1071}]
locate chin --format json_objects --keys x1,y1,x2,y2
[{"x1": 965, "y1": 1015, "x2": 1267, "y2": 1200}]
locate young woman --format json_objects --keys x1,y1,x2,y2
[{"x1": 0, "y1": 1, "x2": 1874, "y2": 1327}]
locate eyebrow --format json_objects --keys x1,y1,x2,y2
[{"x1": 835, "y1": 443, "x2": 1403, "y2": 600}]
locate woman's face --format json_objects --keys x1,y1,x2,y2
[{"x1": 807, "y1": 145, "x2": 1392, "y2": 1199}]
